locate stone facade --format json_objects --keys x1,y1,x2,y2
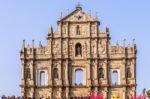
[{"x1": 20, "y1": 6, "x2": 137, "y2": 99}]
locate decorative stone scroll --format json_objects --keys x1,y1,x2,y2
[
  {"x1": 53, "y1": 41, "x2": 60, "y2": 55},
  {"x1": 98, "y1": 40, "x2": 106, "y2": 54},
  {"x1": 83, "y1": 42, "x2": 88, "y2": 56},
  {"x1": 99, "y1": 44, "x2": 106, "y2": 54},
  {"x1": 63, "y1": 43, "x2": 67, "y2": 56}
]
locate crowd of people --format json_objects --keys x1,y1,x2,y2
[
  {"x1": 1, "y1": 96, "x2": 91, "y2": 99},
  {"x1": 1, "y1": 95, "x2": 49, "y2": 99}
]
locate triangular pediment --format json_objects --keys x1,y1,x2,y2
[{"x1": 59, "y1": 7, "x2": 98, "y2": 22}]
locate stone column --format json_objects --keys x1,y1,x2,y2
[
  {"x1": 50, "y1": 39, "x2": 52, "y2": 58},
  {"x1": 66, "y1": 87, "x2": 69, "y2": 99},
  {"x1": 21, "y1": 61, "x2": 25, "y2": 97},
  {"x1": 122, "y1": 60, "x2": 126, "y2": 85},
  {"x1": 87, "y1": 62, "x2": 91, "y2": 86},
  {"x1": 58, "y1": 88, "x2": 62, "y2": 98},
  {"x1": 95, "y1": 61, "x2": 98, "y2": 85},
  {"x1": 95, "y1": 87, "x2": 98, "y2": 92},
  {"x1": 48, "y1": 62, "x2": 52, "y2": 85},
  {"x1": 89, "y1": 22, "x2": 92, "y2": 87},
  {"x1": 65, "y1": 61, "x2": 69, "y2": 85},
  {"x1": 122, "y1": 90, "x2": 126, "y2": 99},
  {"x1": 30, "y1": 61, "x2": 35, "y2": 97},
  {"x1": 66, "y1": 22, "x2": 69, "y2": 85},
  {"x1": 21, "y1": 42, "x2": 26, "y2": 97},
  {"x1": 96, "y1": 22, "x2": 99, "y2": 37},
  {"x1": 59, "y1": 63, "x2": 62, "y2": 85},
  {"x1": 66, "y1": 22, "x2": 69, "y2": 37},
  {"x1": 87, "y1": 62, "x2": 90, "y2": 79},
  {"x1": 88, "y1": 22, "x2": 91, "y2": 37},
  {"x1": 30, "y1": 62, "x2": 34, "y2": 84},
  {"x1": 49, "y1": 36, "x2": 53, "y2": 86},
  {"x1": 104, "y1": 61, "x2": 108, "y2": 85},
  {"x1": 49, "y1": 88, "x2": 52, "y2": 99},
  {"x1": 21, "y1": 61, "x2": 25, "y2": 85},
  {"x1": 103, "y1": 90, "x2": 108, "y2": 99},
  {"x1": 59, "y1": 22, "x2": 63, "y2": 86}
]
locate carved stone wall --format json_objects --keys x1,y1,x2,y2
[{"x1": 20, "y1": 6, "x2": 137, "y2": 99}]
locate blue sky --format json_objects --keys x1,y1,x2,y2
[{"x1": 0, "y1": 0, "x2": 150, "y2": 96}]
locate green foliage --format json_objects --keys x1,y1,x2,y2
[{"x1": 147, "y1": 90, "x2": 150, "y2": 98}]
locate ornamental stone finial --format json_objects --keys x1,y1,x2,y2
[
  {"x1": 39, "y1": 41, "x2": 43, "y2": 48},
  {"x1": 27, "y1": 44, "x2": 30, "y2": 48},
  {"x1": 132, "y1": 38, "x2": 135, "y2": 46},
  {"x1": 60, "y1": 12, "x2": 63, "y2": 19},
  {"x1": 32, "y1": 40, "x2": 34, "y2": 48},
  {"x1": 67, "y1": 9, "x2": 69, "y2": 15},
  {"x1": 95, "y1": 12, "x2": 98, "y2": 20},
  {"x1": 89, "y1": 10, "x2": 91, "y2": 16},
  {"x1": 106, "y1": 26, "x2": 109, "y2": 33},
  {"x1": 48, "y1": 26, "x2": 53, "y2": 36},
  {"x1": 123, "y1": 38, "x2": 126, "y2": 46},
  {"x1": 76, "y1": 2, "x2": 82, "y2": 10},
  {"x1": 22, "y1": 40, "x2": 25, "y2": 48},
  {"x1": 116, "y1": 40, "x2": 119, "y2": 46}
]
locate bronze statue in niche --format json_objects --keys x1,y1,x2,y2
[
  {"x1": 53, "y1": 68, "x2": 59, "y2": 79},
  {"x1": 98, "y1": 67, "x2": 104, "y2": 78},
  {"x1": 126, "y1": 67, "x2": 132, "y2": 78}
]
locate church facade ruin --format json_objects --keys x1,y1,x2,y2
[{"x1": 20, "y1": 6, "x2": 137, "y2": 99}]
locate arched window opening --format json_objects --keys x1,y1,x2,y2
[
  {"x1": 53, "y1": 68, "x2": 59, "y2": 79},
  {"x1": 76, "y1": 25, "x2": 80, "y2": 35},
  {"x1": 40, "y1": 71, "x2": 46, "y2": 86},
  {"x1": 75, "y1": 69, "x2": 83, "y2": 86},
  {"x1": 111, "y1": 71, "x2": 119, "y2": 85},
  {"x1": 75, "y1": 43, "x2": 82, "y2": 56}
]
